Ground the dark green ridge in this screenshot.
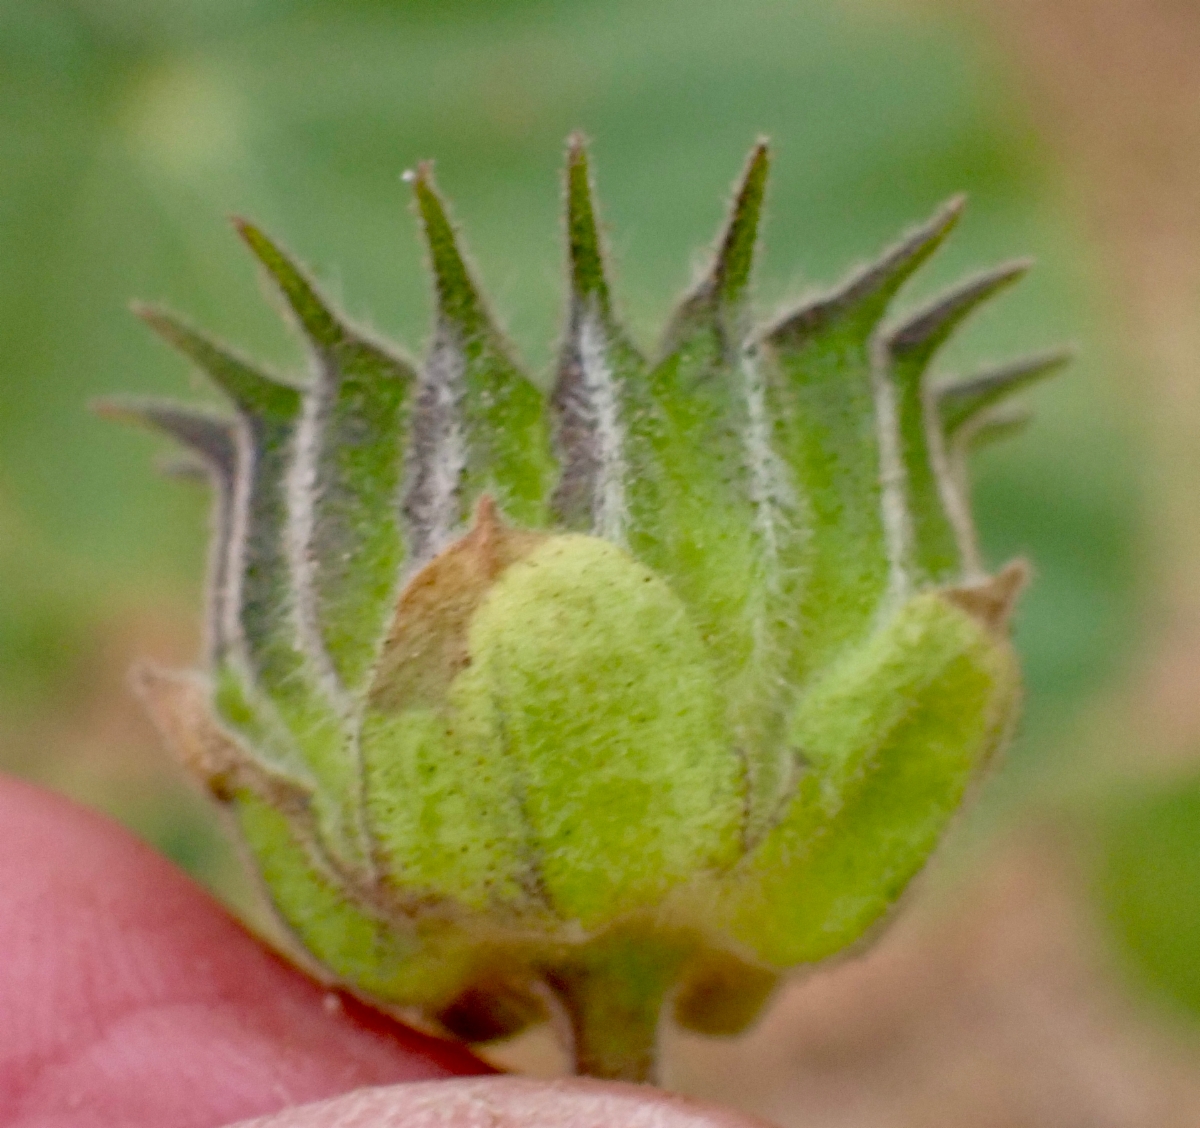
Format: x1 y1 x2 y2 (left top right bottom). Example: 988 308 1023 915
758 199 963 676
132 297 306 705
133 303 304 421
140 266 371 863
130 300 307 696
233 218 417 694
621 142 792 842
938 348 1071 437
233 220 344 352
216 422 301 701
297 335 415 694
117 304 308 702
623 138 774 600
884 260 1031 586
564 134 616 321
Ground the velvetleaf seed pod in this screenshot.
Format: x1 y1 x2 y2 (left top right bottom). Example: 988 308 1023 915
99 137 1066 1082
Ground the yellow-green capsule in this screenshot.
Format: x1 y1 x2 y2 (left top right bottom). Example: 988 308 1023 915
104 136 1061 1083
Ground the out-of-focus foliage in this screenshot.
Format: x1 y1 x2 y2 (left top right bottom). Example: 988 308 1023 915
1098 776 1200 1024
0 0 1139 881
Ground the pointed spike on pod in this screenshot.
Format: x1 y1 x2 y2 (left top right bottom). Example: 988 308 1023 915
232 218 344 352
468 492 505 568
938 348 1072 437
132 302 303 421
768 195 965 347
661 140 770 354
709 138 770 310
130 302 356 831
943 558 1029 634
620 139 778 709
888 259 1033 378
233 223 417 696
92 396 238 479
565 132 612 314
157 454 216 482
965 407 1033 451
406 161 551 541
411 162 494 343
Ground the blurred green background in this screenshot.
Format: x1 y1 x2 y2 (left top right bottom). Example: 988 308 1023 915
5 0 1192 1093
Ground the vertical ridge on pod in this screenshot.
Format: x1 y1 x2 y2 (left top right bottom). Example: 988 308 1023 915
884 261 1031 587
550 135 644 540
132 305 306 698
625 141 770 582
761 197 962 678
622 142 790 839
406 165 553 556
133 303 363 869
233 221 416 698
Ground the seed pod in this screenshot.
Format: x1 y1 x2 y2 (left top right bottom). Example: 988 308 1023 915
102 136 1062 1083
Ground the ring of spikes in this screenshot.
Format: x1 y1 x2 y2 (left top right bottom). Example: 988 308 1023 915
100 136 1066 1083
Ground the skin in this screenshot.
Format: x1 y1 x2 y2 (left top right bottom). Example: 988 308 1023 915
0 774 764 1128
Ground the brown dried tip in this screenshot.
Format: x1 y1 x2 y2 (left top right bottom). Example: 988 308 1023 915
469 494 504 565
942 559 1029 634
132 663 310 814
132 663 244 797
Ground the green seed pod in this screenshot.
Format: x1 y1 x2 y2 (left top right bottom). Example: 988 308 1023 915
99 136 1066 1082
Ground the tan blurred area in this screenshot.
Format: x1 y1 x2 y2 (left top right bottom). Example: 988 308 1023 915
976 0 1200 769
671 833 1200 1127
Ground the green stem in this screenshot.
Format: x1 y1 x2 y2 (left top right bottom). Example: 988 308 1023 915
546 935 685 1083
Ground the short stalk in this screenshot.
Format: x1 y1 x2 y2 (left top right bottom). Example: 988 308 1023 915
546 937 685 1083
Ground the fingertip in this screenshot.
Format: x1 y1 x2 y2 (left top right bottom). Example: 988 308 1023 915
0 775 487 1126
226 1076 771 1128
